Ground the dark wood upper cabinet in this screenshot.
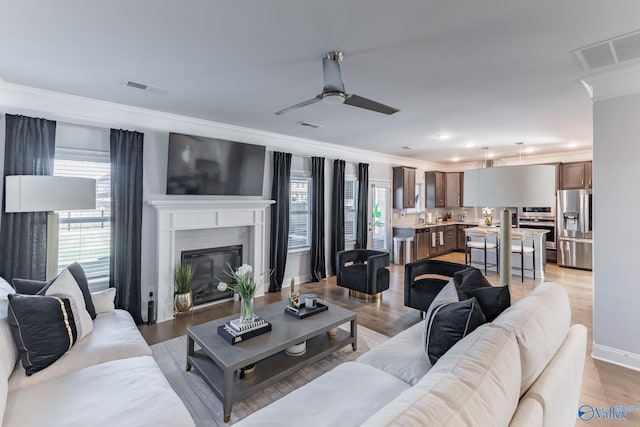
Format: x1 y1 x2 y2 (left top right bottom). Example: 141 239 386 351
426 171 445 208
392 166 416 209
560 161 592 189
445 172 463 207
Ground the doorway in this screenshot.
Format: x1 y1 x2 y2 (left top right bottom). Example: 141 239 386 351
368 183 391 252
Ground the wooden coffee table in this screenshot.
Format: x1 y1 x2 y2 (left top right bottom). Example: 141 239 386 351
186 301 358 422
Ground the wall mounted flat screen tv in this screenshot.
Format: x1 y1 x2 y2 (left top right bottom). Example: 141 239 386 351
166 133 266 196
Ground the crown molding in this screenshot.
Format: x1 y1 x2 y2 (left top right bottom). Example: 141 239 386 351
0 81 441 170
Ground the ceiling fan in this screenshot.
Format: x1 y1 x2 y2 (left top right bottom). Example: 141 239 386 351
274 51 400 116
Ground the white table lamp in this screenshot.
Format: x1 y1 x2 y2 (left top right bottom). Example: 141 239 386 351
463 165 556 286
5 175 96 279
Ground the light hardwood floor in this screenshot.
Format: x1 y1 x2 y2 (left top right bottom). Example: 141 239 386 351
140 253 640 425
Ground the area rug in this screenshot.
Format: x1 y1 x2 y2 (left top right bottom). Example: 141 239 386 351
151 325 389 426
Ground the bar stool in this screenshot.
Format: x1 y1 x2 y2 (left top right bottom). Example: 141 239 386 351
511 232 535 282
465 229 499 275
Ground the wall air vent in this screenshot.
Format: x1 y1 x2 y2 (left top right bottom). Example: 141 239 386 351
123 80 168 94
575 30 640 71
296 121 322 129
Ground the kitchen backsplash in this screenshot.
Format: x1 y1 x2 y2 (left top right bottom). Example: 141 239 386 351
392 207 483 226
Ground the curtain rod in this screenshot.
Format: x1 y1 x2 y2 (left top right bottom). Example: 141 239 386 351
1 113 111 132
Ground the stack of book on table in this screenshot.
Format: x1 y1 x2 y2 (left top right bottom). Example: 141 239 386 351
217 317 272 345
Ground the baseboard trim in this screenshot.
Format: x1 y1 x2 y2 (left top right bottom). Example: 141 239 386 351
592 343 640 372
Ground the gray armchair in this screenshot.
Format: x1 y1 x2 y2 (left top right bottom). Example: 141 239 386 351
336 250 390 299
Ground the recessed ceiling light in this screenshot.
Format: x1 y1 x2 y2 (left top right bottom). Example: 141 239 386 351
401 146 414 150
487 153 495 158
568 142 579 148
451 157 460 162
464 143 475 148
436 134 450 140
525 147 535 154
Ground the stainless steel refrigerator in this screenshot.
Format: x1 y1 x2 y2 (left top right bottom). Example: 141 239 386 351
557 189 592 270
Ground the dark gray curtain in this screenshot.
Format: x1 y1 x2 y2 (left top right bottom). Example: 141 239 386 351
269 151 292 292
0 114 56 280
109 129 144 323
356 162 369 249
310 157 326 281
330 159 345 275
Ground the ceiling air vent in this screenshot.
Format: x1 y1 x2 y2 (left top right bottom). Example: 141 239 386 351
123 80 168 94
296 121 322 129
575 30 640 71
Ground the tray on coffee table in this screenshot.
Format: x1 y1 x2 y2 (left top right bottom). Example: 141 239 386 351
284 301 328 319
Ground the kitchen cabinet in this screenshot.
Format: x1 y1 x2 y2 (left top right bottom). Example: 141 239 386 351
430 227 445 257
457 224 471 251
444 225 457 252
560 161 592 189
445 172 463 207
425 171 445 208
393 166 416 209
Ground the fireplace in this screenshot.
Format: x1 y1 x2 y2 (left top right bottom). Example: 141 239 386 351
181 245 242 306
148 198 273 322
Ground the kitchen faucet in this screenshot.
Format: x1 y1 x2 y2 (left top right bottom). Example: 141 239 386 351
418 211 426 224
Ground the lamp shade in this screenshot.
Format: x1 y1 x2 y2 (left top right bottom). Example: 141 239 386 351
5 176 96 212
463 165 555 207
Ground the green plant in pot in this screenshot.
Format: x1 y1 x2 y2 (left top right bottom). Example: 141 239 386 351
174 263 195 312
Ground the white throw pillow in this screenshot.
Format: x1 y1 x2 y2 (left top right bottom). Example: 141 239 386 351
41 269 93 340
91 288 116 314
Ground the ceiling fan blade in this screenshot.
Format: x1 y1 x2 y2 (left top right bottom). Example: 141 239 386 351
274 95 322 115
322 57 345 93
344 94 399 115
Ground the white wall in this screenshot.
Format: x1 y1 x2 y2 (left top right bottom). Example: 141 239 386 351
592 92 640 370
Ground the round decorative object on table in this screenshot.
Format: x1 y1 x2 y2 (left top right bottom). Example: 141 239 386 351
326 327 338 338
304 293 317 308
239 363 256 380
285 341 307 356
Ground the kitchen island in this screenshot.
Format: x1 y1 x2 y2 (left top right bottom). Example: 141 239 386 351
464 227 548 279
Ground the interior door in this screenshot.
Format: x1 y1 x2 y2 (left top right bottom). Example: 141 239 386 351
368 183 391 252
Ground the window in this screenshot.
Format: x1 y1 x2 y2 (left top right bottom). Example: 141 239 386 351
54 158 110 290
344 180 358 245
288 176 312 251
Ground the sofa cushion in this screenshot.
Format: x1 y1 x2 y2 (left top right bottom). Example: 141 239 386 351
453 266 492 290
491 281 571 396
234 362 411 427
91 288 116 314
517 325 587 427
361 325 521 427
8 309 151 392
3 356 195 427
0 279 18 380
38 269 93 340
508 398 543 427
7 294 84 376
425 297 486 365
66 262 97 319
356 322 431 385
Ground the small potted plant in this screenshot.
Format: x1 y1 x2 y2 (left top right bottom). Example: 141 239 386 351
174 263 195 312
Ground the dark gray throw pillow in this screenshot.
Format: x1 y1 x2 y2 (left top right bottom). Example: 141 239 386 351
462 285 511 322
7 293 80 376
453 266 511 321
11 278 49 295
66 262 96 320
424 297 486 365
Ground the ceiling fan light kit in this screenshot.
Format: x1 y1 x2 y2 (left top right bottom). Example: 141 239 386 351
274 51 399 116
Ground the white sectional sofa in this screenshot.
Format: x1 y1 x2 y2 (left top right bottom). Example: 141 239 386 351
0 278 195 427
236 282 587 427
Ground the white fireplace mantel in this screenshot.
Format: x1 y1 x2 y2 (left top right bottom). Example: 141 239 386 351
147 197 275 322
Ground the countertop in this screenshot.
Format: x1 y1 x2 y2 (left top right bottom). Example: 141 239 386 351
392 221 480 229
463 226 550 236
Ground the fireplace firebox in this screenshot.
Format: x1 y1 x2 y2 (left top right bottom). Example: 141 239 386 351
181 245 242 306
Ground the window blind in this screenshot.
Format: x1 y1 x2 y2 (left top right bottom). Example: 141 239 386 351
54 159 110 289
288 176 312 250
